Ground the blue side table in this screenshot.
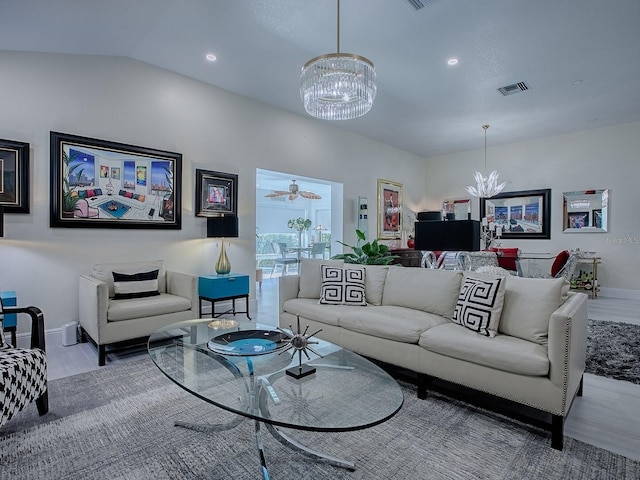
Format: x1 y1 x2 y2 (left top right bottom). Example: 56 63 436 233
198 273 251 320
0 290 18 345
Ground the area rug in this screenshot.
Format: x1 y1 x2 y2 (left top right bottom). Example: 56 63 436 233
98 199 131 218
586 319 640 385
1 359 638 480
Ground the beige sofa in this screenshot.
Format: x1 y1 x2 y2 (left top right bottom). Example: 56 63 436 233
79 260 198 366
279 259 588 450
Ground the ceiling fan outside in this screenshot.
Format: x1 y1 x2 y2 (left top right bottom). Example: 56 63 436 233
264 179 321 201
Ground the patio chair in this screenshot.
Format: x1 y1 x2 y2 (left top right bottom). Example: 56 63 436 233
270 242 298 277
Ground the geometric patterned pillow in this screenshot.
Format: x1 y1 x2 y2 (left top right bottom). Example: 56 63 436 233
319 266 366 306
452 274 505 337
112 270 160 300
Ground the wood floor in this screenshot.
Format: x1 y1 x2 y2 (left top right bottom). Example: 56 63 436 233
45 278 640 462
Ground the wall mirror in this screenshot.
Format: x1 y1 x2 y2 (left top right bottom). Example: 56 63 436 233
563 189 609 233
442 199 471 221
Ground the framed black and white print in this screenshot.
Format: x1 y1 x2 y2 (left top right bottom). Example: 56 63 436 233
50 131 182 229
0 138 30 213
195 169 238 217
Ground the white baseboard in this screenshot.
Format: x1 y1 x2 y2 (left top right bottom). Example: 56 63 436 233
599 287 640 301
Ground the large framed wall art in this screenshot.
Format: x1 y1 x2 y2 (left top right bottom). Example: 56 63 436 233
480 188 551 240
195 169 238 217
0 138 30 213
377 178 403 240
50 131 182 229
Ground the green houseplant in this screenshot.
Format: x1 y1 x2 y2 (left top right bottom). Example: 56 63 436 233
287 217 312 247
332 229 398 265
61 149 84 216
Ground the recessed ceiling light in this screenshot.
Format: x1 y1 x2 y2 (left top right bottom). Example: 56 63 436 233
571 79 583 86
205 53 217 62
447 58 458 66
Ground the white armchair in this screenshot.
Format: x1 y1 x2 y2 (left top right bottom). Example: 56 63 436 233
78 260 198 366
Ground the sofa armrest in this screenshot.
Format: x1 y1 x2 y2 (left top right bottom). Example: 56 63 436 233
166 271 198 312
547 291 588 408
278 275 300 313
78 274 109 342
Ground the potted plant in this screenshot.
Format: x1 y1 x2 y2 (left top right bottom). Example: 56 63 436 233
332 229 399 265
287 217 312 247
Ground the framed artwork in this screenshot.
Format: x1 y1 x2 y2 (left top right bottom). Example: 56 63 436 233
377 178 403 239
592 209 602 229
50 131 182 229
568 212 589 229
480 188 551 239
0 138 30 213
195 169 238 217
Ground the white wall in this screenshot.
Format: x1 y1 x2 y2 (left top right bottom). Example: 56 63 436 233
0 51 427 332
422 121 640 296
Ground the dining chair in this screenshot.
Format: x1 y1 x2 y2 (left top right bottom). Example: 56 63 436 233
307 242 326 259
270 242 298 277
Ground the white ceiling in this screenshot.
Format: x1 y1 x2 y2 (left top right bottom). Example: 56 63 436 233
1 0 639 158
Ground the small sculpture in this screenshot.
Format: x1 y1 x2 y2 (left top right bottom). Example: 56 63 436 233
278 315 323 379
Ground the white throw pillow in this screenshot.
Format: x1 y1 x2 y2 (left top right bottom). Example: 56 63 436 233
452 273 506 337
112 269 160 300
319 266 367 306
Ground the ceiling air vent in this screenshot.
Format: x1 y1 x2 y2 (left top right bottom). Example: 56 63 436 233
404 0 441 11
497 81 530 96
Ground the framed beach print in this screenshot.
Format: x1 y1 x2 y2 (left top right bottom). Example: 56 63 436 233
377 178 403 240
480 188 551 240
0 138 30 213
195 169 238 217
50 131 182 229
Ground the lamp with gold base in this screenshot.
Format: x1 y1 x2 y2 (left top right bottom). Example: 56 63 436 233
207 215 239 275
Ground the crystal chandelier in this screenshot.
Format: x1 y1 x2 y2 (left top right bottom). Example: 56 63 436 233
300 0 376 120
465 125 507 198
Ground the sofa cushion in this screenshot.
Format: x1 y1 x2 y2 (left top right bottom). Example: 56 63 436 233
319 266 367 306
93 260 167 298
112 269 160 299
381 267 463 318
452 273 506 337
282 298 344 327
340 305 449 344
347 265 388 306
298 258 345 299
107 293 191 322
499 275 566 345
419 323 550 376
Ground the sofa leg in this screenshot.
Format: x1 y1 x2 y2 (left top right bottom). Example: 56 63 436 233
36 390 49 416
577 375 584 397
99 345 107 366
551 415 564 451
417 373 429 400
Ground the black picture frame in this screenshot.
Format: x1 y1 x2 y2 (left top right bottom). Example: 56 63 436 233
0 138 30 213
480 188 551 240
195 169 238 217
50 131 182 229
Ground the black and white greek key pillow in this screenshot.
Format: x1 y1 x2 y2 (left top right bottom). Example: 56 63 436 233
452 274 506 337
319 266 366 306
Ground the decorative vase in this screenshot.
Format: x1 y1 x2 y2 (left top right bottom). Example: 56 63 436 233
407 237 415 248
215 240 231 275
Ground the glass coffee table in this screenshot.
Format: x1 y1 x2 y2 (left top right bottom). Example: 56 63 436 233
147 318 404 479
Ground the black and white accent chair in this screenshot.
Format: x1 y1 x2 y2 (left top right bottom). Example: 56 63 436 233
0 299 48 427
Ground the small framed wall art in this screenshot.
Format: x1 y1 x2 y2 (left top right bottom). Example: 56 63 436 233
0 138 30 213
195 169 238 217
377 178 403 240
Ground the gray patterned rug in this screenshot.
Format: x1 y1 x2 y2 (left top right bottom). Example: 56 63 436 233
1 358 638 479
586 319 640 385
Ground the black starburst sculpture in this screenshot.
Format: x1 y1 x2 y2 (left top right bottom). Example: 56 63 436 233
278 315 323 379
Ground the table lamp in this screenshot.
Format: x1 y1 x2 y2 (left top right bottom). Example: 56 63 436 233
207 215 239 275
